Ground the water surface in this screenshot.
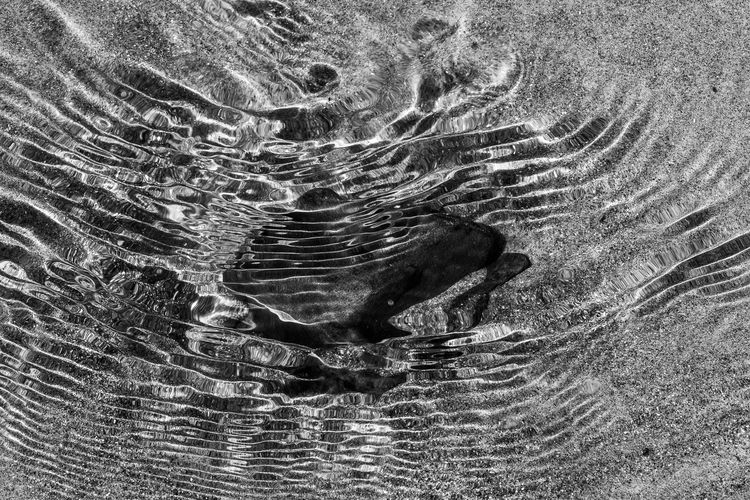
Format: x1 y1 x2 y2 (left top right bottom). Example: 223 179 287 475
0 1 749 498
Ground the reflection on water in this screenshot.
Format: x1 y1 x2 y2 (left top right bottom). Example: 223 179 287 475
1 0 750 498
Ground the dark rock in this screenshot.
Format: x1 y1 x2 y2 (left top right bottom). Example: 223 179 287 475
305 63 339 93
223 203 528 348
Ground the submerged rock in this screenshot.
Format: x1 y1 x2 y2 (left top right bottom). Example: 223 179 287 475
223 191 529 349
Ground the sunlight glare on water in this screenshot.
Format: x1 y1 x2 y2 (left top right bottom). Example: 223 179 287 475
0 0 749 498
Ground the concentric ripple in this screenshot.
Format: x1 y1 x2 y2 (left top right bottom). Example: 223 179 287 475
1 0 748 498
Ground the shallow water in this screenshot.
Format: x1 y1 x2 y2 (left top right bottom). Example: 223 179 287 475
0 1 749 498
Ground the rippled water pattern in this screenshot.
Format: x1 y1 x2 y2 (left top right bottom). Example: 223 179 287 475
1 0 750 498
